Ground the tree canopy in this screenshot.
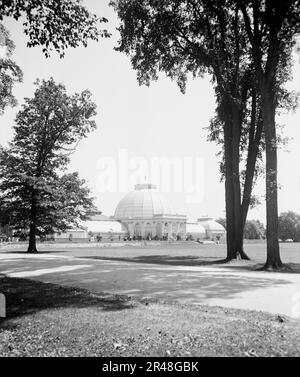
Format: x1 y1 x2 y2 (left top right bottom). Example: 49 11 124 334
278 211 300 242
0 23 23 114
244 219 265 239
0 0 110 57
111 0 299 268
0 78 97 252
235 0 300 268
216 217 266 240
111 0 267 260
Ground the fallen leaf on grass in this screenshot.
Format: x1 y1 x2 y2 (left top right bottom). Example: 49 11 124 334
113 342 128 352
276 315 285 323
245 349 258 357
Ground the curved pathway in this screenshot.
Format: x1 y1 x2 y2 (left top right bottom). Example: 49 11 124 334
1 250 300 318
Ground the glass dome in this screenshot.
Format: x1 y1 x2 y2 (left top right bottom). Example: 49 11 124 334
114 184 178 220
197 217 226 232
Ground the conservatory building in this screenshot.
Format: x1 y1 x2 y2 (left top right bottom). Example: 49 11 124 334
50 183 225 242
114 183 187 240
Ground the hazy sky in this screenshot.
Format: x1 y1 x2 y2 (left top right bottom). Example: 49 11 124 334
1 0 299 223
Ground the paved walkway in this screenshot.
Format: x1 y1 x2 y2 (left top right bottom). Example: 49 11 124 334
1 252 300 318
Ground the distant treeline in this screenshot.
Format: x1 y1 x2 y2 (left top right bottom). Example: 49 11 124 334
216 211 300 242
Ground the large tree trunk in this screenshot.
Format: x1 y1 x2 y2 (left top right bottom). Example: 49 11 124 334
240 91 263 255
221 90 263 262
27 222 38 253
231 106 250 260
223 113 249 261
224 120 236 259
261 89 282 269
224 175 236 259
27 195 38 253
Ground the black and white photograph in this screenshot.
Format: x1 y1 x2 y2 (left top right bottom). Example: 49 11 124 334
0 0 300 362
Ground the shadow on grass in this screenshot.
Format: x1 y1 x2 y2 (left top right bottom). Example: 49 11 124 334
215 262 300 273
80 254 228 266
0 259 294 322
1 249 72 254
80 254 300 273
0 275 136 324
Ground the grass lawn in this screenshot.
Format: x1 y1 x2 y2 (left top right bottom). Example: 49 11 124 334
8 240 297 272
1 276 300 357
9 240 299 264
3 241 299 271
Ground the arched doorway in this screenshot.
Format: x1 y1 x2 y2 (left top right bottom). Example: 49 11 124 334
144 223 152 240
163 222 170 240
156 223 163 239
179 223 185 238
172 222 178 238
134 223 142 238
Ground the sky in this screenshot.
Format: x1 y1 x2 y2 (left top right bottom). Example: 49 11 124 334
1 0 299 223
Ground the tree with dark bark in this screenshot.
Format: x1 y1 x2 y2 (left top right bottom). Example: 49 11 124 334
208 85 265 259
0 23 23 114
236 0 300 269
0 0 110 58
111 0 264 260
0 78 97 252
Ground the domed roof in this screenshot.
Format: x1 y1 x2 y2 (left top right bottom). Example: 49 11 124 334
114 184 178 220
197 217 226 232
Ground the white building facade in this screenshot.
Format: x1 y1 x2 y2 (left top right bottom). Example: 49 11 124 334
52 184 225 242
186 218 226 241
114 184 186 240
53 213 125 241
